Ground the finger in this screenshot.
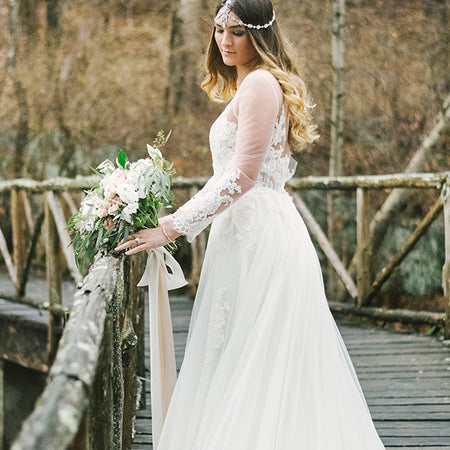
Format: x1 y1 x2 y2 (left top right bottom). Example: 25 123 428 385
115 237 138 251
125 243 147 255
115 241 130 251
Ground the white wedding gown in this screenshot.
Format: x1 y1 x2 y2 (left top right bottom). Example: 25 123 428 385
158 69 385 449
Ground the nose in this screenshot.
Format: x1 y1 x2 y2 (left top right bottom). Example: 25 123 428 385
222 30 233 48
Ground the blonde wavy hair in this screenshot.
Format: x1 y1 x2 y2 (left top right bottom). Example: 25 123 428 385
202 0 319 150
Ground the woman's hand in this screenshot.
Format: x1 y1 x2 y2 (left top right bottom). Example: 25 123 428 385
114 214 181 255
115 227 169 255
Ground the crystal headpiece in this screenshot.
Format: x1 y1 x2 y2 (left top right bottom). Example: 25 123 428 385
216 0 276 30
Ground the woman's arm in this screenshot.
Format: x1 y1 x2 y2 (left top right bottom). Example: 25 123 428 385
170 70 283 242
116 70 282 254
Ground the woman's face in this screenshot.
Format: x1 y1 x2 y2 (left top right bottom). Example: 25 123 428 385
214 9 258 71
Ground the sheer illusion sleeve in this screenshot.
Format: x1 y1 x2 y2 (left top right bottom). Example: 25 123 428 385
172 70 282 242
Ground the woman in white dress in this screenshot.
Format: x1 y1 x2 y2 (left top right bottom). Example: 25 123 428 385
116 0 385 448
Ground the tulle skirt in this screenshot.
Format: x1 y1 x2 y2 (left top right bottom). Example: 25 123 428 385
157 187 385 449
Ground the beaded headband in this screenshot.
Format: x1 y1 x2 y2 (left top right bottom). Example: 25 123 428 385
216 0 276 30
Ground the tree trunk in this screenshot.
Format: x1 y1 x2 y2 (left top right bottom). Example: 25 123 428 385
327 0 345 298
165 0 205 117
7 0 29 178
46 0 62 41
18 0 39 35
54 55 77 176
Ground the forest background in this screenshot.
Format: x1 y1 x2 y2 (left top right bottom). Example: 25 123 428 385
0 0 448 311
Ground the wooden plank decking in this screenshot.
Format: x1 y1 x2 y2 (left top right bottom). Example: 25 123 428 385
1 293 449 449
133 296 450 450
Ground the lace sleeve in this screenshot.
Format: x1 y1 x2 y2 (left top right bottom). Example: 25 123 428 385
172 70 283 242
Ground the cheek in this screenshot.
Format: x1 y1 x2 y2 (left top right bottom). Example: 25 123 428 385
241 38 257 59
214 32 222 47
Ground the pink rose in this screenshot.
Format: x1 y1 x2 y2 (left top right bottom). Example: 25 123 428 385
97 206 108 218
108 199 120 214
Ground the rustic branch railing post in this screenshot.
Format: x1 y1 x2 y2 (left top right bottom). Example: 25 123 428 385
292 192 358 300
20 190 34 235
11 189 27 297
111 257 125 449
363 196 444 307
442 179 450 339
356 187 371 307
46 191 82 284
0 223 17 286
44 191 63 365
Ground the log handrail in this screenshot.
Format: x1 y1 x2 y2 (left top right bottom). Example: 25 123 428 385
288 172 449 190
11 255 118 449
0 171 448 193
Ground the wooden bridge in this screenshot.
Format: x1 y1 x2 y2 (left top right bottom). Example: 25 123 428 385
0 172 449 449
130 297 450 450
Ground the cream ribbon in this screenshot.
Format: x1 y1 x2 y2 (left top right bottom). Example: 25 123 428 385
137 247 188 448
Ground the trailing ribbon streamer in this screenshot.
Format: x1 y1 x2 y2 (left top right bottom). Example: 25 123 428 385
137 247 188 448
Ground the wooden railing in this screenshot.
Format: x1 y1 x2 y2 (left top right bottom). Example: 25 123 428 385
11 252 145 449
288 173 449 337
0 171 449 338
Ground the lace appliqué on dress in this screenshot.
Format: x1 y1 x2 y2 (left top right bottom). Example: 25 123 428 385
206 288 232 354
210 113 237 177
257 106 294 191
230 198 258 250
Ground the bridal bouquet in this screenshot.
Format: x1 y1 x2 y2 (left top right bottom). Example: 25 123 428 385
69 132 175 270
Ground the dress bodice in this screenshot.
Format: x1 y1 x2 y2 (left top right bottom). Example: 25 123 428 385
173 69 297 242
210 103 297 191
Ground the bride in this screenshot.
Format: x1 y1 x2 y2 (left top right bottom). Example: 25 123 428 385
116 0 385 448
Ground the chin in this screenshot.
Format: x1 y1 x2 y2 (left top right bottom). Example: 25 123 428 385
221 57 236 67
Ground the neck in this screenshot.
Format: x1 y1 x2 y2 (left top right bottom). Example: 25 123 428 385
236 62 258 86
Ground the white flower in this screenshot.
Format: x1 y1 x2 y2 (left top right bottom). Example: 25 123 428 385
121 202 139 223
80 216 95 233
81 193 99 216
126 166 148 199
116 183 140 204
130 158 153 174
101 169 128 196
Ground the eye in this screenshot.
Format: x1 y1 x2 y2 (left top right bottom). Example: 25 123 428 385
214 26 224 33
233 31 245 36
